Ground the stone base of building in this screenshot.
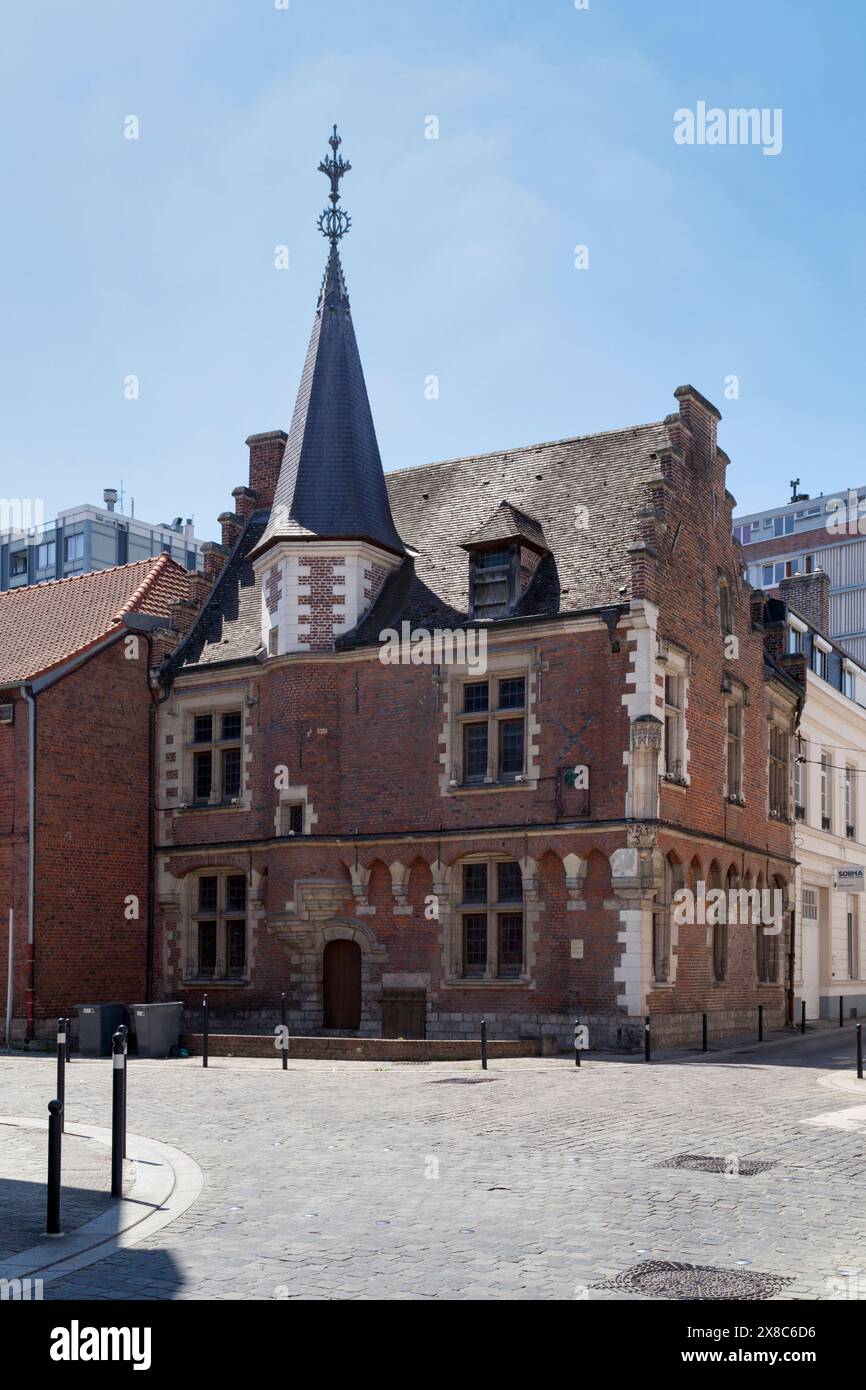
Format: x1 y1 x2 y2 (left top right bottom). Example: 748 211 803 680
180 1033 540 1062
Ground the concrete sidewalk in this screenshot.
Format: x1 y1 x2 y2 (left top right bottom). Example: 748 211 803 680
0 1122 121 1260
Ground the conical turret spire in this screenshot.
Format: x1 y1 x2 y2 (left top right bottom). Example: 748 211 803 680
255 127 404 559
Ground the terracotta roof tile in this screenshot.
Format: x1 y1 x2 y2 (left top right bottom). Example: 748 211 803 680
0 554 189 685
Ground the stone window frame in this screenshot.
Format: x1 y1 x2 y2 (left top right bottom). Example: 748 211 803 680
659 643 690 785
175 688 252 812
767 719 791 821
185 868 250 983
820 751 833 832
439 648 541 796
794 735 807 819
724 684 746 804
452 854 526 983
273 783 318 838
186 706 244 807
844 765 856 840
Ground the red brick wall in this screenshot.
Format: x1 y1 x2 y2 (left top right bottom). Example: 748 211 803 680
30 641 153 1029
0 698 32 1039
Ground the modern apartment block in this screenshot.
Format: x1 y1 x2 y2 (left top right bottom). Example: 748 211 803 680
734 483 866 664
0 488 206 593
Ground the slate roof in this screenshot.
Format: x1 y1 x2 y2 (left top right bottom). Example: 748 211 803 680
166 511 269 673
174 419 672 671
461 500 549 553
343 420 671 642
252 244 405 560
0 555 189 686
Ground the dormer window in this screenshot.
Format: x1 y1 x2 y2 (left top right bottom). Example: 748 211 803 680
461 500 550 622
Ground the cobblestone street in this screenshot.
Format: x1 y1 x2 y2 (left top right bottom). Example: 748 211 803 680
2 1030 865 1301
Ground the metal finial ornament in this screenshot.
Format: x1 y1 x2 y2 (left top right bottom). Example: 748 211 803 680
317 124 351 243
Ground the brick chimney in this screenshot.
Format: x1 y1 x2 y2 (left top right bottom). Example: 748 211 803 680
232 485 258 521
218 511 242 551
246 431 287 512
202 541 229 582
779 570 830 636
187 571 211 607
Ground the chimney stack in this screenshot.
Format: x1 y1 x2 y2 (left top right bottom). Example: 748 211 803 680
779 569 830 636
245 431 287 512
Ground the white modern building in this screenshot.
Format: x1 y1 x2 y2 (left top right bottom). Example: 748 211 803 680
769 572 866 1019
0 488 205 592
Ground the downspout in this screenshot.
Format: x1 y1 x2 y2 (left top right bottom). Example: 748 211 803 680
127 619 172 1003
20 685 35 1040
145 643 172 1003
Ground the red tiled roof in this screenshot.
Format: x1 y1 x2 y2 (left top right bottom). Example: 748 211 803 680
0 555 190 686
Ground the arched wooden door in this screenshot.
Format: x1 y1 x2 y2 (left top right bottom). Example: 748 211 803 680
322 939 362 1029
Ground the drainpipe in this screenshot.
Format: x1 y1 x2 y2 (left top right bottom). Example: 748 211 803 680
122 615 170 1003
145 654 171 1002
19 685 36 1040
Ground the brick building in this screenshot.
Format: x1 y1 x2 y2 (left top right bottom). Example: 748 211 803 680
0 555 193 1039
152 130 800 1051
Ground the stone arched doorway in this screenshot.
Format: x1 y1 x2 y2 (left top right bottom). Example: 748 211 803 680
323 939 362 1029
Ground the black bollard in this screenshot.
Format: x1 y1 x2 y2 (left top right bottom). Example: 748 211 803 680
858 1024 863 1081
47 1099 63 1234
702 1013 708 1053
117 1024 128 1159
574 1020 581 1068
111 1029 125 1198
801 999 807 1035
56 1018 66 1133
480 1018 488 1071
644 1015 651 1063
758 1004 764 1043
840 995 844 1028
281 992 288 1071
202 993 209 1069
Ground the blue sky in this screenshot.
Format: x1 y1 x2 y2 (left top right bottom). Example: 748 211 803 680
1 0 864 540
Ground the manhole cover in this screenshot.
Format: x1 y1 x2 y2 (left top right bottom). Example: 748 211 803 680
594 1260 793 1301
430 1076 498 1085
657 1154 776 1176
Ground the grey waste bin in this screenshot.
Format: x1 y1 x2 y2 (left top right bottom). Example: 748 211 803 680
76 1003 129 1057
129 1002 183 1058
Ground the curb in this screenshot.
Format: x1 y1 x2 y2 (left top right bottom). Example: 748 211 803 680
582 1020 863 1066
0 1116 203 1285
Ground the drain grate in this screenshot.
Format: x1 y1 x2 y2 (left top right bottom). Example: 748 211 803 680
657 1153 777 1176
594 1260 793 1301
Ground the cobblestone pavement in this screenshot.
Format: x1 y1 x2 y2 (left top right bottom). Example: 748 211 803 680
1 1032 864 1300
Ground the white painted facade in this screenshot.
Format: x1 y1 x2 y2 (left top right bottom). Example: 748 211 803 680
794 632 866 1020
